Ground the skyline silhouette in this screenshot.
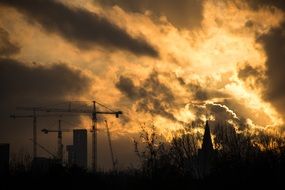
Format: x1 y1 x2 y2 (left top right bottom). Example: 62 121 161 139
1 0 285 188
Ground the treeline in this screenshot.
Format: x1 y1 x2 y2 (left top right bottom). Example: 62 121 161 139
2 122 285 189
133 123 285 187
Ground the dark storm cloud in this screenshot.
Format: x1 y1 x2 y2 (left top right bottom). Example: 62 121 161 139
0 0 158 57
0 59 90 103
0 28 20 57
177 77 229 101
0 58 91 124
244 20 254 28
188 83 229 101
257 22 285 119
238 64 260 79
116 76 139 100
96 0 204 29
238 64 266 90
116 72 178 122
246 0 285 11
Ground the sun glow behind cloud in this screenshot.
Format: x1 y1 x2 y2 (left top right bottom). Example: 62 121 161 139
1 0 285 145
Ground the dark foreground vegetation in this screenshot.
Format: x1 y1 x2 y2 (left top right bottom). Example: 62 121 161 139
1 123 285 189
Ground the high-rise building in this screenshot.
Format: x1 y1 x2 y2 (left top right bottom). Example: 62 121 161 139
0 143 10 175
73 129 87 169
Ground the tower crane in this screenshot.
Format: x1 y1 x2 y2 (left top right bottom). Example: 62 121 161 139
41 119 71 163
105 120 117 171
10 112 72 158
18 101 123 172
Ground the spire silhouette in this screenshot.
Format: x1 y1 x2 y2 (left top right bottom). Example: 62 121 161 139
202 120 213 153
198 120 215 178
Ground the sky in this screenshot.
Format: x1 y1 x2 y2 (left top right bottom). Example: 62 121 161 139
0 0 285 170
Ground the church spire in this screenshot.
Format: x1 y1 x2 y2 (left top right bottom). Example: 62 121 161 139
202 120 213 152
197 120 215 178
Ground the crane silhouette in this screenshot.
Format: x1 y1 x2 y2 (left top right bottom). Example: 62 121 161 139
11 112 74 158
18 101 122 172
41 119 71 163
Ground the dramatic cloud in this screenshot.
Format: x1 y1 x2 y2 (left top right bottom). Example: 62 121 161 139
178 77 209 101
238 64 260 80
0 59 90 104
116 72 177 122
258 22 285 120
97 0 204 29
207 103 243 126
116 76 140 100
0 58 91 129
238 64 266 90
0 0 158 57
0 28 20 57
1 0 285 169
189 102 246 131
178 77 229 101
221 98 272 127
246 0 285 11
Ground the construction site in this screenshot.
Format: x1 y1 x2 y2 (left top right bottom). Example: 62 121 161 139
1 101 123 174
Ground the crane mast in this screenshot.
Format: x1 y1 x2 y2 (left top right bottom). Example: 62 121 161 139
92 101 97 171
41 119 71 163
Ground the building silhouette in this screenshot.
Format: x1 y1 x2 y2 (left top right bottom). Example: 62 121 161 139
198 121 214 178
73 129 87 169
201 120 214 153
0 143 9 176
